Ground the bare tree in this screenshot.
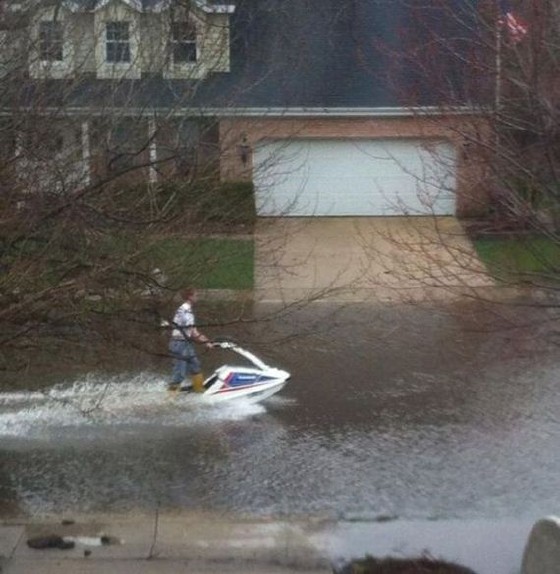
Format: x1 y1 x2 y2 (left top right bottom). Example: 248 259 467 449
352 0 560 311
0 0 261 375
0 0 367 379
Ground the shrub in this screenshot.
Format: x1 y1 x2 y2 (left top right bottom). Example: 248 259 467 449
99 180 256 228
193 181 256 224
337 556 477 574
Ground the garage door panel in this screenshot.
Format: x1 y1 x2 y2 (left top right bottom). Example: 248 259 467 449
254 139 456 216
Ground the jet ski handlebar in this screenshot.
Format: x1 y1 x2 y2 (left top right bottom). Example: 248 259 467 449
209 340 270 371
210 341 237 350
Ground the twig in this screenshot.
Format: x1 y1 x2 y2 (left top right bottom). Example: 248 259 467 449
147 505 160 560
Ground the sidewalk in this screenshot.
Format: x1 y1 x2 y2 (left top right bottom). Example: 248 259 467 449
0 512 332 574
0 513 540 574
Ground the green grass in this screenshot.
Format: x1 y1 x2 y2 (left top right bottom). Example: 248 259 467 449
148 237 254 290
474 236 560 282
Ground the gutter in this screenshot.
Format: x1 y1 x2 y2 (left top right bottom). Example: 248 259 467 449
0 106 482 118
64 0 235 14
206 106 482 118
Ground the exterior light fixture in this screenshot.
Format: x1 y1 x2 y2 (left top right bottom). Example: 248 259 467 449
239 134 250 165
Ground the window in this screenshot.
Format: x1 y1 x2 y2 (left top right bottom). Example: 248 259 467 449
106 21 130 63
39 21 63 62
170 22 197 64
106 121 145 175
7 2 23 12
22 124 67 161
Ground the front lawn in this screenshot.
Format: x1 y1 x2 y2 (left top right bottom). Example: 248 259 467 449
473 236 560 283
147 237 254 290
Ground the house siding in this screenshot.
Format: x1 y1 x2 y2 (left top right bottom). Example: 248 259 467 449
0 27 26 77
140 12 165 74
204 13 230 74
73 13 96 73
20 2 232 80
219 115 489 217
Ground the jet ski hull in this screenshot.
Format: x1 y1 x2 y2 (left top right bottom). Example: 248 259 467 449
172 342 291 405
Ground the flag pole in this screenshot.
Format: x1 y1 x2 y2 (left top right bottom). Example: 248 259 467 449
495 0 504 152
495 2 503 112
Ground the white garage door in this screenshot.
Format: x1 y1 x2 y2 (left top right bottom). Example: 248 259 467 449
253 139 456 216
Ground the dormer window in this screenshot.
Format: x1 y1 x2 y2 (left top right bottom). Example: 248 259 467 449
39 21 63 62
95 9 140 79
106 21 130 63
170 21 197 64
7 2 23 12
30 9 73 78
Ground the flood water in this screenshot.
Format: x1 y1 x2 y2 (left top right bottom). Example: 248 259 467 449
1 300 559 520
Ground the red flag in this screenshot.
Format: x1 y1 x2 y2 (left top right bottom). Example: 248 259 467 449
499 0 528 43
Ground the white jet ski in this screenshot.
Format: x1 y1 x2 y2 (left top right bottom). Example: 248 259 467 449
175 341 290 404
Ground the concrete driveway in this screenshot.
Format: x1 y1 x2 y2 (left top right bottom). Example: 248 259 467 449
254 217 494 303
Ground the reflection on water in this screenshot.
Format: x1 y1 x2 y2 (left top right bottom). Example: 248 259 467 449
0 301 559 520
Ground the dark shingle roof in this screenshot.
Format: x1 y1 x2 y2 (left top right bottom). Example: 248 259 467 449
219 0 482 109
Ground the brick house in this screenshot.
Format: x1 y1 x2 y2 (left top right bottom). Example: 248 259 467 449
0 0 487 216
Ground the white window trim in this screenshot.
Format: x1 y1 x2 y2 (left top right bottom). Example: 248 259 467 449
148 117 158 184
29 8 74 79
162 13 204 80
16 123 88 193
94 3 141 79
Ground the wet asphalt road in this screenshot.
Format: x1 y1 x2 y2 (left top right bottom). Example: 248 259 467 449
0 300 559 520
